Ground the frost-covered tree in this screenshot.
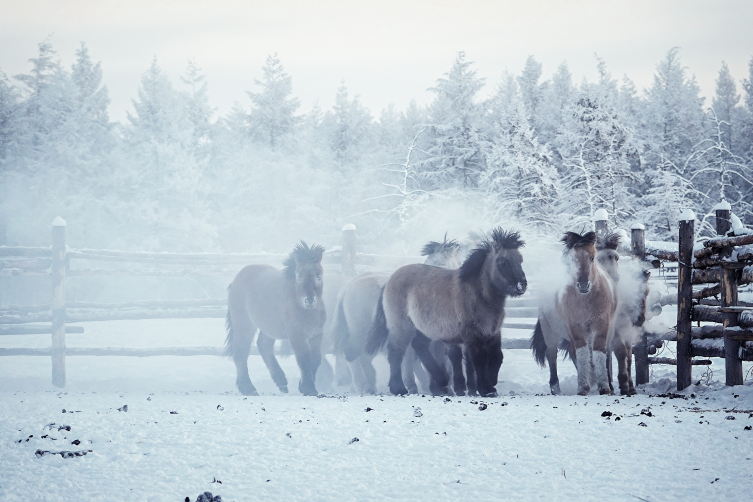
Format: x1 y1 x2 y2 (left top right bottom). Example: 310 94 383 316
536 62 573 147
247 54 300 149
483 102 558 232
182 59 213 152
423 51 485 189
518 55 543 127
642 48 706 171
557 81 637 226
712 61 741 158
0 71 20 162
323 81 373 168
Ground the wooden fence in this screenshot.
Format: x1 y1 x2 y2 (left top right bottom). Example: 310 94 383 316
1 214 662 389
643 203 753 390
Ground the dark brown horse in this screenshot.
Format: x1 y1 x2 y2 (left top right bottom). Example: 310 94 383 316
225 242 326 396
367 228 527 397
328 237 461 394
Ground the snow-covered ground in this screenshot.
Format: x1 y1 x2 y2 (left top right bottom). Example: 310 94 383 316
1 318 752 501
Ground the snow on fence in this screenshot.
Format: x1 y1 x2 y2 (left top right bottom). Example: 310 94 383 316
643 202 753 390
0 214 656 389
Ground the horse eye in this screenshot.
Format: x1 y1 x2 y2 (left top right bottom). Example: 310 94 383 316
590 256 594 262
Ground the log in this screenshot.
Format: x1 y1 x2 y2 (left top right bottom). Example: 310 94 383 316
500 338 531 349
502 323 536 331
0 345 282 357
505 307 538 318
693 256 723 269
0 270 51 277
693 285 721 301
67 268 239 277
703 233 753 249
691 341 753 360
649 357 712 366
0 246 52 258
51 218 66 388
645 247 678 262
505 297 539 308
692 267 721 284
0 325 84 335
742 265 753 285
0 259 51 271
0 307 228 324
694 246 716 260
65 249 286 263
676 217 694 390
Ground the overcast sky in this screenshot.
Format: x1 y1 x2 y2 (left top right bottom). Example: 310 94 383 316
1 0 752 123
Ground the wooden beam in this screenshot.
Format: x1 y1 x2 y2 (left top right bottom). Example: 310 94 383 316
649 357 712 365
703 233 753 249
0 325 84 335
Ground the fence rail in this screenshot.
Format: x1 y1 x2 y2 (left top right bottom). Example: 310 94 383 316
0 214 651 389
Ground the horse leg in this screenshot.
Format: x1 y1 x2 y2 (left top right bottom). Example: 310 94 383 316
545 345 561 395
489 336 503 391
386 338 410 396
229 314 259 396
606 347 614 393
592 328 611 395
412 354 430 394
362 355 377 395
568 327 591 395
289 335 318 396
448 344 467 396
411 331 450 395
308 333 323 380
464 346 478 396
257 331 288 393
401 347 420 394
467 336 497 398
335 354 352 387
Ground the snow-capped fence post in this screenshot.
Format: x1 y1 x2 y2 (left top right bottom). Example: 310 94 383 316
631 223 650 385
594 208 609 242
341 224 357 276
715 201 743 386
51 217 67 388
676 210 695 390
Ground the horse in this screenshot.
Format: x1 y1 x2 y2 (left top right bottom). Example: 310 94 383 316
225 241 326 396
531 231 619 395
328 236 461 394
366 228 527 397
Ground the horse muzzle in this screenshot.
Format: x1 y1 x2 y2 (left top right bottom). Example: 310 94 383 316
302 296 318 309
508 280 527 297
576 281 591 294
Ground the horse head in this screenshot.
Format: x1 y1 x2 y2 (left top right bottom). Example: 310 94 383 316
490 228 527 297
596 232 621 283
421 233 461 269
563 231 598 294
284 241 325 309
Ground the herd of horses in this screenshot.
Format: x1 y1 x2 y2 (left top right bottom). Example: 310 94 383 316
224 227 652 398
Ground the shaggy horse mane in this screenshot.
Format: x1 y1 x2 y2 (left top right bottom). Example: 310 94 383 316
562 231 597 252
596 232 621 251
459 228 524 282
421 233 460 257
282 241 325 279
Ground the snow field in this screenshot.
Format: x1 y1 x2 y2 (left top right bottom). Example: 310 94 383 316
0 318 752 501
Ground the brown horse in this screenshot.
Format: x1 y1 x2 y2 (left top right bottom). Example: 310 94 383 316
531 231 617 395
225 241 326 396
328 237 461 394
531 233 649 395
366 228 527 397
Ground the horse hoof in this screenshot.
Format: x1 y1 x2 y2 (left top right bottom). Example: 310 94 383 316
280 386 289 394
390 384 409 396
480 389 498 398
298 382 317 396
577 386 591 396
455 390 466 397
599 387 612 395
550 383 561 395
237 380 258 396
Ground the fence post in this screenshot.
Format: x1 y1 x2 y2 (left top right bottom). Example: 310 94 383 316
715 201 743 385
631 223 650 385
676 210 695 391
51 217 67 388
341 224 356 276
594 208 609 241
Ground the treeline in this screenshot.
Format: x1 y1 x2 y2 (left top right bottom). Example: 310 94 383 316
1 40 752 253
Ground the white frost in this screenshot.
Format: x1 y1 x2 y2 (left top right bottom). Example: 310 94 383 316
630 223 645 230
52 216 66 227
341 224 356 232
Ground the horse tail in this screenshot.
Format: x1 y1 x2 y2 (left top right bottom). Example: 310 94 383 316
364 287 388 357
558 337 572 360
328 291 351 358
223 308 234 358
530 319 548 368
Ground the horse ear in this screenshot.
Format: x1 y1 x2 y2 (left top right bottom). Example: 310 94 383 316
643 269 651 280
564 232 580 249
